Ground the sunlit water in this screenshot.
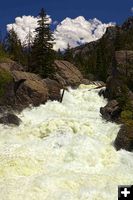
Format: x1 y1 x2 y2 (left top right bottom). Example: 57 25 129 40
0 84 133 200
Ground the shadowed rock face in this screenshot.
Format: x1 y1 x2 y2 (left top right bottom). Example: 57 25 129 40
122 16 133 31
115 51 133 80
100 100 121 121
100 50 133 152
0 113 21 126
44 78 61 101
114 125 133 151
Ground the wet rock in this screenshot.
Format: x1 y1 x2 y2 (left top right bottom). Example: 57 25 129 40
99 88 106 97
114 125 133 151
82 79 91 85
0 113 21 126
100 100 121 121
44 78 61 101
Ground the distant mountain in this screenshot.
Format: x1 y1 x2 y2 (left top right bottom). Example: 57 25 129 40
72 17 133 81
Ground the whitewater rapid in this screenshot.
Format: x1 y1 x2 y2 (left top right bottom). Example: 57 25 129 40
0 84 133 200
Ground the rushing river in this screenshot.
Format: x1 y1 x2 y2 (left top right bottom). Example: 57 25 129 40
0 84 133 200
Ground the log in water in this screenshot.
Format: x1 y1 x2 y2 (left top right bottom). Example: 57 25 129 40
0 84 133 200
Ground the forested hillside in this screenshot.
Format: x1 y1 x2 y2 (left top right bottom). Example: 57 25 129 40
71 17 133 82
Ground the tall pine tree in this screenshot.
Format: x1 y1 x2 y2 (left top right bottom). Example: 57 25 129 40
31 8 55 77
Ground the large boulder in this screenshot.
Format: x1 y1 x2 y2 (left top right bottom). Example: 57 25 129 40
53 60 83 87
0 60 24 72
104 70 131 101
0 113 21 126
100 100 121 121
114 125 133 151
44 78 61 101
12 70 48 110
0 69 49 111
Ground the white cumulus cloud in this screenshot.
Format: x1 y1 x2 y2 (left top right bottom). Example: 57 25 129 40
7 15 51 45
131 7 133 13
7 15 114 50
54 16 114 50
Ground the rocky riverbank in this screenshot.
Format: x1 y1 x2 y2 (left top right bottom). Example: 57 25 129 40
100 50 133 152
0 59 90 125
0 54 132 152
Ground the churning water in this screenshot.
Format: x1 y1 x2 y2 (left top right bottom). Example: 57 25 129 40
0 85 133 200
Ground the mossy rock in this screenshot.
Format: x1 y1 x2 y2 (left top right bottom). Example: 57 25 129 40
121 110 133 120
0 69 13 97
114 124 133 151
0 57 12 63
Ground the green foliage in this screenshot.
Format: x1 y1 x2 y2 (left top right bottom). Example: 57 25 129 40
73 18 133 81
55 49 63 60
0 43 9 63
73 35 114 81
64 43 73 62
0 69 13 97
31 8 55 77
121 110 133 120
5 28 26 65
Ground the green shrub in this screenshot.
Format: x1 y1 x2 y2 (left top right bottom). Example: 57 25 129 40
121 110 133 120
0 69 13 97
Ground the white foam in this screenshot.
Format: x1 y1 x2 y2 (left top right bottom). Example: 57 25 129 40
0 85 132 200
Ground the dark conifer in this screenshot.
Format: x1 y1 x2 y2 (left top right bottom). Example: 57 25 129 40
64 43 73 62
5 28 25 64
31 8 55 77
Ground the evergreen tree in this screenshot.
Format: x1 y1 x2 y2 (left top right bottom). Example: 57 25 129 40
56 48 63 60
64 43 73 62
24 29 34 71
5 28 25 64
115 27 122 51
31 8 55 77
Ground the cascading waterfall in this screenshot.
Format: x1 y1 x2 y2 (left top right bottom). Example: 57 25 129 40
0 84 133 200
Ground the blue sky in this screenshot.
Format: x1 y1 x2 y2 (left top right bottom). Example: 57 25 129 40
0 0 132 37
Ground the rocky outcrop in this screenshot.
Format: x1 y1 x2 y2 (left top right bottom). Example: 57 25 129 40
104 76 129 100
115 51 133 80
100 100 121 121
0 69 49 111
0 60 24 72
114 125 133 151
102 50 133 100
122 16 133 31
0 113 21 126
53 60 83 87
44 78 61 101
12 70 49 110
101 50 133 151
0 59 87 111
